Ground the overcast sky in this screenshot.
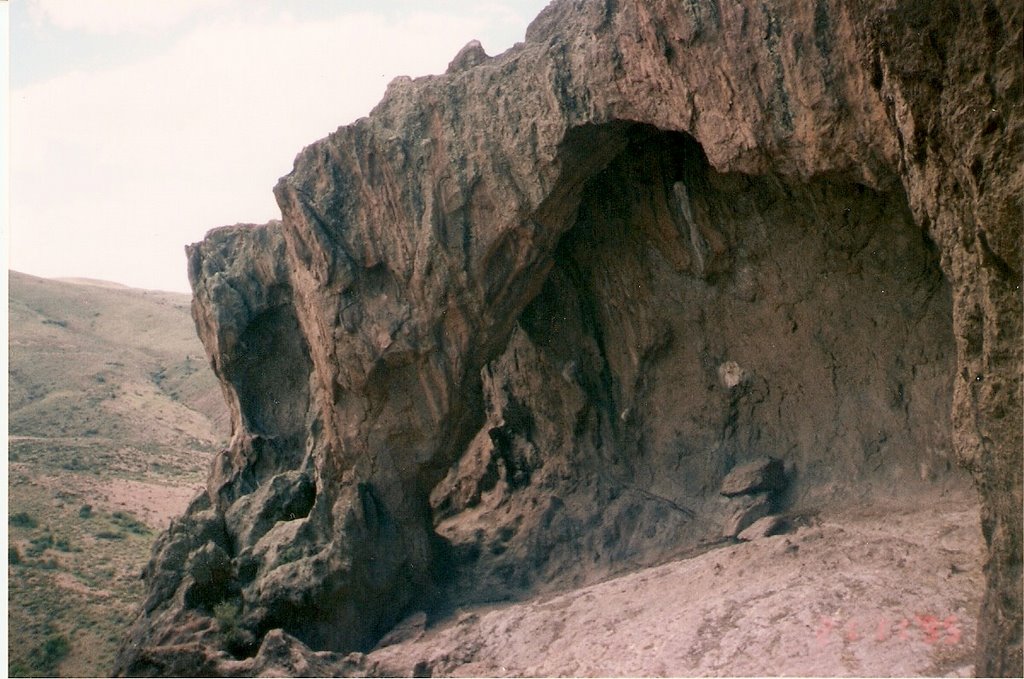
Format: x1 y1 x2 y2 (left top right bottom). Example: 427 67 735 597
8 0 551 292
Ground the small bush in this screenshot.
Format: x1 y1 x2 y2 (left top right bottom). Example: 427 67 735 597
278 544 305 564
27 534 54 556
79 504 93 519
9 545 22 564
10 512 37 528
95 531 124 540
214 600 249 650
61 456 85 471
111 511 150 535
9 661 31 677
55 538 71 552
28 633 70 674
213 600 240 628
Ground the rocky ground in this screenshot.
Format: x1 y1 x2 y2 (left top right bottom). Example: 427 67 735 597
365 489 983 677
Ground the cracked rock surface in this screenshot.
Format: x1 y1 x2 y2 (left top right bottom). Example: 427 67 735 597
115 1 1021 676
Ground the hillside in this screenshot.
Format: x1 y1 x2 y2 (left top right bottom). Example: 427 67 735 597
7 271 227 676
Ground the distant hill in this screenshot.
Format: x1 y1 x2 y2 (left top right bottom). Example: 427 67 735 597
7 270 229 677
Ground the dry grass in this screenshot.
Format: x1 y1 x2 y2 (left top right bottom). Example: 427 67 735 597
7 271 227 677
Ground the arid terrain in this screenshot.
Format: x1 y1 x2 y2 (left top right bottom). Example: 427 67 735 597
365 493 983 678
113 0 1021 675
6 270 986 679
7 271 226 676
11 0 1021 675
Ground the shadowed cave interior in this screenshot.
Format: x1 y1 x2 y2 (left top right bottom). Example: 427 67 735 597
423 121 965 613
200 122 969 658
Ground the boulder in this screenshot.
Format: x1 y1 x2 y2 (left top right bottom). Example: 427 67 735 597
720 458 786 497
737 516 785 542
722 495 772 539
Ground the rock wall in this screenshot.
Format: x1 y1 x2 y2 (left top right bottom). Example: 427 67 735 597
115 1 1021 676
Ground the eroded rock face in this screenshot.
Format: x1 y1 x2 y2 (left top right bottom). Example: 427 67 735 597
115 1 1021 676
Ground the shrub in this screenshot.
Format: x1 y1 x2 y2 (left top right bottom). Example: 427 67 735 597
27 534 54 556
10 512 36 528
79 504 93 518
278 544 305 564
28 633 70 674
214 600 249 649
61 456 85 471
111 511 150 535
9 545 21 564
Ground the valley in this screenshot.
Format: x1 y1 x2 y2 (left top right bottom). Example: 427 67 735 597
7 271 227 676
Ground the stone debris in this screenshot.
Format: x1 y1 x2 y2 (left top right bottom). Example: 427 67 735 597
720 457 786 497
737 515 785 542
722 494 772 538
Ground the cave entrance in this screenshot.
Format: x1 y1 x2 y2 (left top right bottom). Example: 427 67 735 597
431 122 968 605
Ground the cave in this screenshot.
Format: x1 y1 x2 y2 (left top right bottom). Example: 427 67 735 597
117 0 1021 670
429 121 968 606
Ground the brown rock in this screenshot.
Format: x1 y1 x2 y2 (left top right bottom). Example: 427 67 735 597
115 1 1022 676
446 40 489 74
374 611 428 650
737 516 785 542
720 458 786 497
722 495 772 538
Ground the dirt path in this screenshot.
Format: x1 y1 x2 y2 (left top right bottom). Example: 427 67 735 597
368 492 983 677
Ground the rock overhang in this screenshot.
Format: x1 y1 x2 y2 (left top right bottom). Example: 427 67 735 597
116 2 1022 676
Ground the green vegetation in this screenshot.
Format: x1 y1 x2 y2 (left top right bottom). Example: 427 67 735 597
26 534 56 557
278 543 306 565
11 512 37 528
7 482 158 675
10 631 71 677
213 600 243 645
112 511 151 536
7 271 228 676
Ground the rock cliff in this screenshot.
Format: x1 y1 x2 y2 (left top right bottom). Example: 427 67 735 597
115 0 1022 676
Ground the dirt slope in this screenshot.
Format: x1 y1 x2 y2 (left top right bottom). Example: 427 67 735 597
7 271 226 677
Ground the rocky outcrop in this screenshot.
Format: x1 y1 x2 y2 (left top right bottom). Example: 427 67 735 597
720 457 786 497
115 1 1021 676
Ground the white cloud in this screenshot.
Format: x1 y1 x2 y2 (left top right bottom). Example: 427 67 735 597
27 0 228 34
11 8 506 291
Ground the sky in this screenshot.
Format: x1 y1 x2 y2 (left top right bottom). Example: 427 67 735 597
8 0 552 292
